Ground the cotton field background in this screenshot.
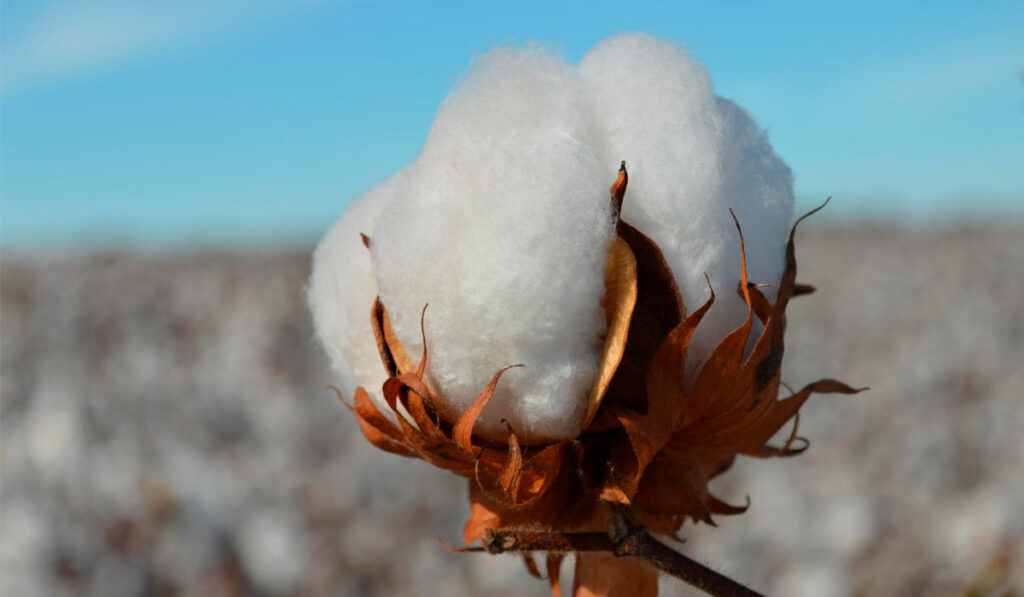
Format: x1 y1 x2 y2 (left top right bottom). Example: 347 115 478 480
3 224 1022 596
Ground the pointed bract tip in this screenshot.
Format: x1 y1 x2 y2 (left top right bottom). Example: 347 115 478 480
610 162 629 217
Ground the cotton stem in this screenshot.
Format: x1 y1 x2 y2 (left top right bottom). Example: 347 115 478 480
480 503 763 597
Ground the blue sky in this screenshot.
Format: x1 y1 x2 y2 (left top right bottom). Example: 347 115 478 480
2 0 1022 249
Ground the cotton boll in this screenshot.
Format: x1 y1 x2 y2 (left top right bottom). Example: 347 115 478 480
313 35 795 443
371 46 615 442
308 171 407 412
580 33 793 371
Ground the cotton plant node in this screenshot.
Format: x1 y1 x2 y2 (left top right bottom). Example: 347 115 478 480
328 164 864 597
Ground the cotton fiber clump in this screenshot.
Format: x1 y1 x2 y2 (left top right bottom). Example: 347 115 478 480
370 46 614 442
308 170 408 413
309 33 794 442
579 34 793 372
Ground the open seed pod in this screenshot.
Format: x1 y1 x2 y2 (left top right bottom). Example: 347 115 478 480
336 164 863 596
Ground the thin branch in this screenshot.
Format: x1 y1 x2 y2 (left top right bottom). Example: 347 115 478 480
608 503 762 597
479 504 764 597
483 529 614 554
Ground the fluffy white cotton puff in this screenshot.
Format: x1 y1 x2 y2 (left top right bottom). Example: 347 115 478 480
311 36 794 441
579 33 793 372
308 171 408 414
370 46 615 442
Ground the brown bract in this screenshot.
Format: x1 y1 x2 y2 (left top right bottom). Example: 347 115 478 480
335 163 863 596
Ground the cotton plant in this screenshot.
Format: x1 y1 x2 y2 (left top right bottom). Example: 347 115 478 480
308 33 861 597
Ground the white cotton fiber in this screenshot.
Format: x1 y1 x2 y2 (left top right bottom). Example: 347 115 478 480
579 33 793 371
369 46 615 442
310 34 795 442
308 170 409 413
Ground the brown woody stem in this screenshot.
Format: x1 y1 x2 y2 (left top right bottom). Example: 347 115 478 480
480 504 764 597
483 530 615 554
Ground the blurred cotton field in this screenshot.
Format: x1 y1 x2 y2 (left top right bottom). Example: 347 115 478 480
2 225 1023 596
